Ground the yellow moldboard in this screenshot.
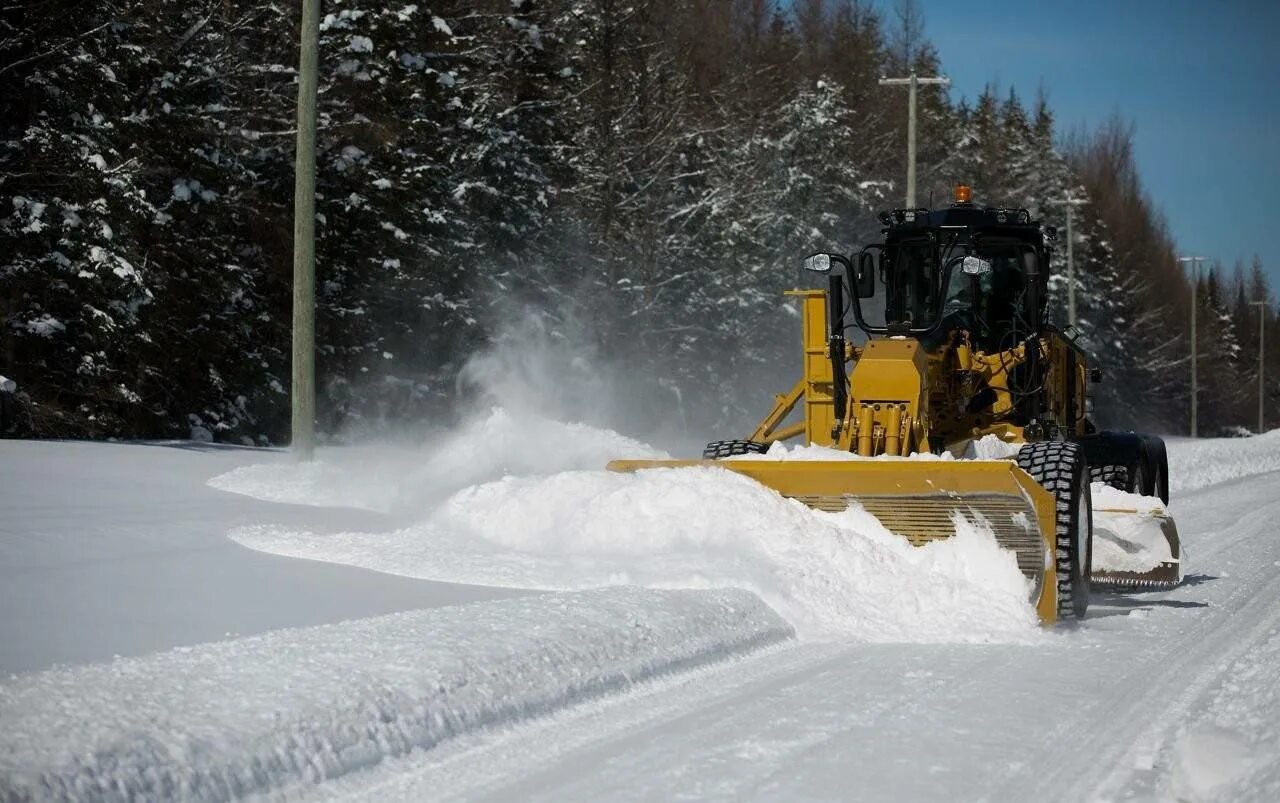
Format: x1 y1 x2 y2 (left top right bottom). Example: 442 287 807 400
607 458 1060 624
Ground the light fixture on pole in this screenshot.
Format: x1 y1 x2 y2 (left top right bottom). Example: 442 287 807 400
1177 256 1206 438
1063 192 1087 327
1249 300 1267 434
291 0 320 461
878 72 950 208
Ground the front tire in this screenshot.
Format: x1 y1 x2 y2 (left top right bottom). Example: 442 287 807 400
1018 441 1092 621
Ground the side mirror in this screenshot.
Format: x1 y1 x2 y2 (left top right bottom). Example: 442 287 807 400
803 253 833 274
855 251 877 298
803 252 852 275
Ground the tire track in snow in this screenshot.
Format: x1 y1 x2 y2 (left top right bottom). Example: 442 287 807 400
989 470 1280 802
303 470 1280 802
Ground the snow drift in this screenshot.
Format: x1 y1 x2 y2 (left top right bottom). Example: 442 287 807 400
207 407 667 515
1167 429 1280 494
0 587 790 802
217 409 1043 645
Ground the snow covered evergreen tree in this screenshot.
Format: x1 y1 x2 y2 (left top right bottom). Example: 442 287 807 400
2 0 1246 440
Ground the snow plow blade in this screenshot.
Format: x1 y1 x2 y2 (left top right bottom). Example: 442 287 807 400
607 458 1061 624
1090 507 1183 590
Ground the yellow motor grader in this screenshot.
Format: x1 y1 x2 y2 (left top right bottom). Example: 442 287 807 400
610 186 1180 624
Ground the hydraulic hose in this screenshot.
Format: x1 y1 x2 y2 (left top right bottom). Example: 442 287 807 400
829 273 848 438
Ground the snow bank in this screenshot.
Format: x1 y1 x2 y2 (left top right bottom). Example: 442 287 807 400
387 406 667 511
1167 429 1280 494
207 407 665 515
0 587 790 803
214 408 1043 644
207 458 398 513
230 463 1042 644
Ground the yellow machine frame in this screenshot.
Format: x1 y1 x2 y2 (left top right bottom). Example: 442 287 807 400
749 290 1085 457
610 289 1068 623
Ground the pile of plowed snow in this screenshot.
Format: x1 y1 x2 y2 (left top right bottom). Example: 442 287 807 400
0 588 790 802
1091 483 1176 573
731 433 1024 461
216 409 1041 644
207 457 399 513
208 408 668 515
1167 429 1280 493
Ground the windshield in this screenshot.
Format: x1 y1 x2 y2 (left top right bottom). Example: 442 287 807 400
855 239 1037 342
939 253 1029 350
854 239 945 332
888 241 942 328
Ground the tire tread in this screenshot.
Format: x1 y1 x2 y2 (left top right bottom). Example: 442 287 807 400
1018 441 1090 620
702 439 769 459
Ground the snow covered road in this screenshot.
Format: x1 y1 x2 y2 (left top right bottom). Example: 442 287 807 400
3 426 1279 801
0 440 517 674
0 587 790 801
300 464 1280 803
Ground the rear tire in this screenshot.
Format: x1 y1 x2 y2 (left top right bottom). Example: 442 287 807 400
1089 463 1129 492
1018 441 1092 621
1083 434 1149 495
1141 435 1170 504
702 439 769 459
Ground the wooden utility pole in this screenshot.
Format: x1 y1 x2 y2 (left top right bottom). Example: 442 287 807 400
879 72 950 208
1250 300 1267 433
291 0 320 461
1064 193 1086 327
1178 256 1205 438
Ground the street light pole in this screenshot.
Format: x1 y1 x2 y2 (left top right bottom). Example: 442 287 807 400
879 72 950 208
1178 256 1206 438
1250 300 1267 433
1064 192 1086 327
291 0 320 461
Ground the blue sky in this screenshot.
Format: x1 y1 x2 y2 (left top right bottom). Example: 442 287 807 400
896 0 1280 291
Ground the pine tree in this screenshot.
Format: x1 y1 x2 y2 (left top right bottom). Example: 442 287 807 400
1 0 1241 441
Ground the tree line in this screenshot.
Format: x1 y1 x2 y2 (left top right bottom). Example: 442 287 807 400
2 0 1276 443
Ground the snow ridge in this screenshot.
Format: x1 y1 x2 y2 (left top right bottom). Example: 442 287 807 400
213 407 1043 644
228 467 1043 644
0 587 790 802
1167 429 1280 494
205 407 667 515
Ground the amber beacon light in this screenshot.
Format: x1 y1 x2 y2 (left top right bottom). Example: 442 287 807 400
954 184 972 204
